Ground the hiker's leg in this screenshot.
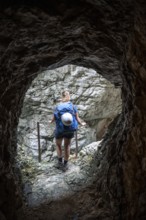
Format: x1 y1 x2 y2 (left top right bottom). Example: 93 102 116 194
56 138 63 160
64 138 71 162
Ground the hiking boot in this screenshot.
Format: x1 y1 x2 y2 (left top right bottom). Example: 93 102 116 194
62 163 69 172
55 161 64 170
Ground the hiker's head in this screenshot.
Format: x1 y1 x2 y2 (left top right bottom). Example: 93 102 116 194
62 90 70 102
61 112 73 126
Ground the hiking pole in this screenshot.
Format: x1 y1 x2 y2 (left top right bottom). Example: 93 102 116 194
37 122 41 162
75 129 78 158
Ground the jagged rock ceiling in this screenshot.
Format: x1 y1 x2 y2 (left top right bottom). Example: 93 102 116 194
0 0 146 219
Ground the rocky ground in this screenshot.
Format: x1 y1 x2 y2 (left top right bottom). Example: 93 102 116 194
17 141 102 219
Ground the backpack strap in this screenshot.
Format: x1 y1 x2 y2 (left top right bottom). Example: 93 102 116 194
72 105 75 115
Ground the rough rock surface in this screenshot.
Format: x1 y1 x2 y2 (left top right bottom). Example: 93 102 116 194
0 0 146 220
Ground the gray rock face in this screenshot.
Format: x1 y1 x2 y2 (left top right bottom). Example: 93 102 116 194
18 65 121 160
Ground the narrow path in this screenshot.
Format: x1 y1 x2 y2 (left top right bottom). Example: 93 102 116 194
19 141 102 220
22 141 101 207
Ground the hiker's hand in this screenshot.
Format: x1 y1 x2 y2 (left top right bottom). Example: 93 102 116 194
49 117 55 124
81 122 86 126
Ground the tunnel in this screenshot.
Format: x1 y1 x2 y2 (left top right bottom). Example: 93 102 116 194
0 0 146 219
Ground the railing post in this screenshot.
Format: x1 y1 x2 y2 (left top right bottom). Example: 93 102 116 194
37 122 41 162
75 129 78 158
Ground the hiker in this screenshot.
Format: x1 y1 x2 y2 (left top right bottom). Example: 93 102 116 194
50 90 86 170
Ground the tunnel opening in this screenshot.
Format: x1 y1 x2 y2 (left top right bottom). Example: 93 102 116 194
16 64 122 210
1 0 144 219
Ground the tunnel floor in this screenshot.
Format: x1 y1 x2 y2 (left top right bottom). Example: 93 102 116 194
20 141 101 208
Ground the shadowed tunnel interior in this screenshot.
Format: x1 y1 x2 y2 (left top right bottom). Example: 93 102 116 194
0 0 146 219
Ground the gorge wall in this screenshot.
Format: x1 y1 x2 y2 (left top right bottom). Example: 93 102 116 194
18 65 121 159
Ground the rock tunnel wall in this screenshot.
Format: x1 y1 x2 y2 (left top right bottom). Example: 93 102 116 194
0 0 146 219
122 2 146 219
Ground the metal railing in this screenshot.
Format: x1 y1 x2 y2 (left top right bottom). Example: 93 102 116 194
37 122 41 162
